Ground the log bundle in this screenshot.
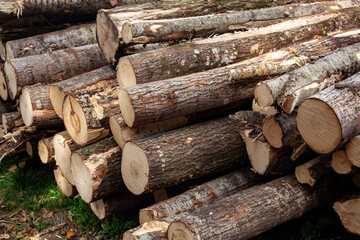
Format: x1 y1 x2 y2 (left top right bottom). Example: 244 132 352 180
2 1 360 239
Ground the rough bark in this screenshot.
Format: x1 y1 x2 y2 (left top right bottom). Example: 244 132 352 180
2 111 23 134
121 117 248 195
334 192 360 236
229 111 267 128
38 136 54 164
71 137 124 203
117 9 360 87
346 135 360 168
167 174 348 240
295 154 331 186
331 150 353 175
4 44 107 99
49 65 116 119
297 73 360 154
139 168 262 224
5 23 97 60
53 166 77 198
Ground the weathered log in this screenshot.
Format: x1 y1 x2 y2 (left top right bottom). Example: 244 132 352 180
167 174 348 240
334 192 360 236
53 129 109 186
62 79 119 145
38 136 54 164
332 150 353 175
53 166 77 198
297 73 360 154
5 44 107 99
0 62 8 101
139 168 262 224
19 84 62 127
117 9 360 87
49 65 116 119
71 137 124 203
346 135 360 168
295 154 331 186
5 23 97 60
121 117 248 195
2 111 23 134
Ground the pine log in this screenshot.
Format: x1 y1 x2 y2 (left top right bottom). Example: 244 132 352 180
346 135 360 168
19 84 62 127
121 117 248 195
53 129 109 186
139 168 262 224
49 65 116 119
71 137 124 203
167 174 347 240
334 192 360 236
0 62 8 101
62 79 119 145
295 154 331 186
5 23 97 60
297 73 360 154
117 9 360 87
332 150 353 175
2 111 23 134
4 44 107 100
240 129 294 175
262 110 303 149
38 136 54 164
53 166 77 198
25 139 38 156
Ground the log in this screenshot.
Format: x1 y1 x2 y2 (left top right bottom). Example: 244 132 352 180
167 174 348 240
334 192 360 236
229 111 267 128
139 168 262 224
25 139 38 156
295 154 331 186
62 78 119 145
121 117 248 195
38 136 54 164
2 111 23 134
123 222 168 240
0 102 16 124
5 23 97 60
53 129 109 186
4 44 107 99
346 135 360 168
0 62 8 101
49 65 116 119
332 150 353 175
252 99 278 116
71 137 124 203
297 73 360 154
117 9 360 87
19 84 62 127
53 166 77 198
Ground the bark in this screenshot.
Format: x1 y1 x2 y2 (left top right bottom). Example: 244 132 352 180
4 44 107 99
139 169 262 224
5 23 97 60
121 117 248 195
38 136 54 164
19 84 62 128
296 73 360 154
2 111 23 134
71 137 124 203
167 174 348 240
49 65 116 119
229 111 267 128
53 166 77 198
334 192 360 236
117 9 360 87
346 135 360 168
295 154 331 186
332 150 353 175
0 102 16 124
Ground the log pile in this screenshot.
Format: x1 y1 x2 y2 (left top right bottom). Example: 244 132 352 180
1 1 360 239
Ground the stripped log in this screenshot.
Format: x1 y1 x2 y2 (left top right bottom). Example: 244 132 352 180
54 166 77 198
19 84 62 127
297 73 360 154
117 9 360 87
5 44 107 99
0 62 8 101
139 168 262 224
71 137 124 203
49 65 116 119
38 136 54 164
295 154 331 186
334 192 360 236
167 174 347 240
121 117 248 195
332 150 353 175
346 135 360 168
2 111 23 134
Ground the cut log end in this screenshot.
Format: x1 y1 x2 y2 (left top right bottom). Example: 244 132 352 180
63 95 88 145
122 23 133 44
4 61 17 100
54 167 76 198
38 139 50 164
295 165 315 186
121 142 149 195
139 209 157 224
26 141 34 156
96 11 118 64
53 133 75 185
49 85 65 119
346 136 360 168
297 99 341 154
332 150 352 175
0 41 5 61
281 95 295 114
71 152 93 203
90 199 106 220
0 69 8 101
117 57 136 87
334 199 360 236
19 89 33 126
262 117 283 148
109 116 126 148
119 89 135 127
254 82 274 107
168 222 196 240
5 42 14 60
